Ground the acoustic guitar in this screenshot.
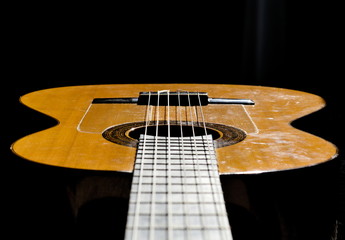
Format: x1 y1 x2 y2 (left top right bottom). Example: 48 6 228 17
11 84 338 240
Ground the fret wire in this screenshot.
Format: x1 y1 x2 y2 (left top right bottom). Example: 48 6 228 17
128 214 230 219
141 137 214 141
138 147 214 151
136 151 214 154
132 182 217 186
132 175 221 181
139 144 213 148
128 225 231 230
134 164 218 169
133 168 219 173
134 168 218 172
134 161 218 165
129 191 227 198
130 200 227 205
128 205 228 217
130 188 224 194
135 155 215 159
135 160 216 165
141 138 213 142
135 157 216 161
134 165 218 169
135 156 215 160
130 193 226 201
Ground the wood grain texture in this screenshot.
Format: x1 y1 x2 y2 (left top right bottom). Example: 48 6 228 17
11 84 338 174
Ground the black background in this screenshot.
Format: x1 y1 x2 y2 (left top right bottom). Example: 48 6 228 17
2 1 344 239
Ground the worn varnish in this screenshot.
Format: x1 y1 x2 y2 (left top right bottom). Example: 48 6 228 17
11 84 338 174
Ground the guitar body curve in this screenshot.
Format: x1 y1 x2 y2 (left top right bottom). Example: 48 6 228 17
11 84 338 174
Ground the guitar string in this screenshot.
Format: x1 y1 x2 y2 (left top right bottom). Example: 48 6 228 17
166 90 173 240
149 90 163 240
131 91 152 240
195 92 212 237
187 91 207 235
197 93 232 240
179 91 191 239
196 92 222 239
177 90 189 239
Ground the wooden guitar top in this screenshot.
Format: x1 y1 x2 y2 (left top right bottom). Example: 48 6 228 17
11 84 338 174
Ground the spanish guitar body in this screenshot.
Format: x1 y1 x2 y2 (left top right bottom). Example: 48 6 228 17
12 84 338 240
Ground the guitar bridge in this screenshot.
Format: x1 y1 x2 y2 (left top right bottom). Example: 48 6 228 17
92 91 255 106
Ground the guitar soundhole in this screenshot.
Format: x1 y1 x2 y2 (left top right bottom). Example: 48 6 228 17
102 121 246 148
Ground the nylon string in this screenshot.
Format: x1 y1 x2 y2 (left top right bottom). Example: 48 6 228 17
132 91 152 240
166 90 173 240
177 90 189 239
186 91 208 234
149 90 161 240
197 93 232 240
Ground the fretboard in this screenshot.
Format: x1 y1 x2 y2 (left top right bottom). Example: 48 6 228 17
125 134 233 240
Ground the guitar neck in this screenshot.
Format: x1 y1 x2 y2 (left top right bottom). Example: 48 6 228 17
125 134 233 240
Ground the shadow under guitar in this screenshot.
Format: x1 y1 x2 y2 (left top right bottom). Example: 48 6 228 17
66 158 339 240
